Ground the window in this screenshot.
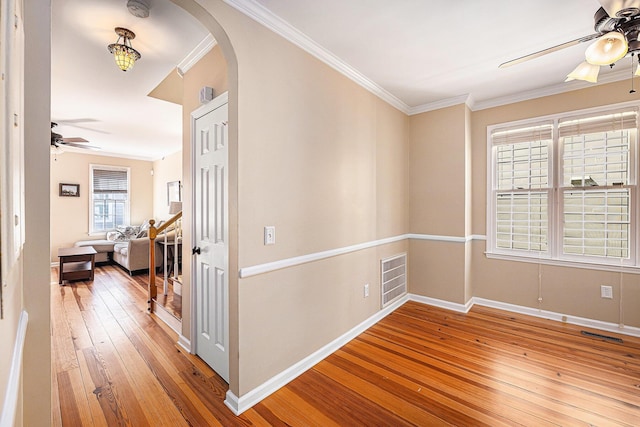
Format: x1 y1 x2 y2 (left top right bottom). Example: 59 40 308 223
90 165 130 233
488 105 638 268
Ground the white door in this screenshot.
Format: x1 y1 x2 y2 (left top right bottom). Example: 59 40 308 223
192 93 229 382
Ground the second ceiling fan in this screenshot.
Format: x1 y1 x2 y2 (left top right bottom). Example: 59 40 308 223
50 122 100 151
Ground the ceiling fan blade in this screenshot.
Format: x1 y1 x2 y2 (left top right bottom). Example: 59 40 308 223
55 118 99 124
61 142 100 150
499 33 602 68
53 118 111 134
59 137 89 143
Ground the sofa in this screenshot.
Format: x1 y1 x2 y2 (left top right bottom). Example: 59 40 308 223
112 231 176 275
74 222 176 275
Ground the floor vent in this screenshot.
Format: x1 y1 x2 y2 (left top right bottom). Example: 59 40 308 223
381 253 407 308
580 330 623 343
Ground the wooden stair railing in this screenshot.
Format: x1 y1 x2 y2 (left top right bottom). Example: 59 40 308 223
147 212 182 313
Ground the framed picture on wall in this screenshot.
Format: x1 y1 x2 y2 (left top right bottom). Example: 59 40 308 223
59 183 80 197
167 180 181 205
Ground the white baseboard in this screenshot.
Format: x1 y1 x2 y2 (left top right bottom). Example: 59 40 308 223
408 294 473 313
177 335 191 353
0 311 28 427
472 297 640 339
406 294 640 339
223 294 410 415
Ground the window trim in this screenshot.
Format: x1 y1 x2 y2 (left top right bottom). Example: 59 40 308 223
89 164 131 235
486 101 640 270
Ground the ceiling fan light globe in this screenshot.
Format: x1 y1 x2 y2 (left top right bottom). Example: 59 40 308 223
566 61 600 83
585 31 628 65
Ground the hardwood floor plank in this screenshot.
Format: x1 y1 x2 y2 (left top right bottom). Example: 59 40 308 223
178 366 248 426
260 387 341 427
51 285 80 373
60 282 94 350
57 371 83 427
80 346 125 426
287 369 416 426
57 368 95 426
75 349 109 427
51 359 63 427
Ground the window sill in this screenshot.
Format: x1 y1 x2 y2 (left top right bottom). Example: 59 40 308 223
485 251 640 274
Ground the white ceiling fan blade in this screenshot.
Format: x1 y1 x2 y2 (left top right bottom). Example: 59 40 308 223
499 33 602 68
59 137 89 143
54 118 111 134
61 142 100 150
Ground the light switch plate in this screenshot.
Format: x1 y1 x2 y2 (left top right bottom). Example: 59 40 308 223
264 226 275 245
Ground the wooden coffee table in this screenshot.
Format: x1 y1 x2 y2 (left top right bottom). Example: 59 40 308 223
58 246 97 284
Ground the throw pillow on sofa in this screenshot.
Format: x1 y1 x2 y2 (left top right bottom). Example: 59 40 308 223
106 225 142 242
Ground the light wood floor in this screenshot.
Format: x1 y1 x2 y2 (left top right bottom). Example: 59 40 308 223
52 265 640 426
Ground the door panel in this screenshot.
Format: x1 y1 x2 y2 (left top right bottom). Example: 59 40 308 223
193 96 229 382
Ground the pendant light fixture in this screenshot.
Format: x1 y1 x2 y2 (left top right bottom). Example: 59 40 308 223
107 27 141 72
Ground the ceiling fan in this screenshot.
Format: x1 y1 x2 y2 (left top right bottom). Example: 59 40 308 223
50 122 99 151
500 0 640 83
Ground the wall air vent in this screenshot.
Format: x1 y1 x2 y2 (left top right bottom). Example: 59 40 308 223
381 253 407 307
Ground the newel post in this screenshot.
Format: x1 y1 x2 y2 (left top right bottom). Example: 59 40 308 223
148 219 157 312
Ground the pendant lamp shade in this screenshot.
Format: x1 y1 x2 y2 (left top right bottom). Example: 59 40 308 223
107 27 141 72
565 61 600 83
585 31 628 65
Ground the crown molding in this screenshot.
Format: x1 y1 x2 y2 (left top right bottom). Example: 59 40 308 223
177 34 217 75
222 0 410 113
51 145 160 162
472 67 631 111
408 94 476 115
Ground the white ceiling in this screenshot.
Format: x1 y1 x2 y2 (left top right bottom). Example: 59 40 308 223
51 0 209 160
52 0 631 160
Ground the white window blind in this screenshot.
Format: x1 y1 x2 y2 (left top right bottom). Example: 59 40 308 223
559 109 635 261
492 122 551 255
93 169 128 194
488 105 638 268
90 166 130 233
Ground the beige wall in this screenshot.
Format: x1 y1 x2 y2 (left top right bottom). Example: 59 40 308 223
410 104 467 237
50 152 154 262
408 104 472 304
153 150 183 221
231 38 410 394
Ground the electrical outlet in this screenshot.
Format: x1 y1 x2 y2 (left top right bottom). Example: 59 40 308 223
601 285 613 299
264 226 275 245
364 283 369 298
